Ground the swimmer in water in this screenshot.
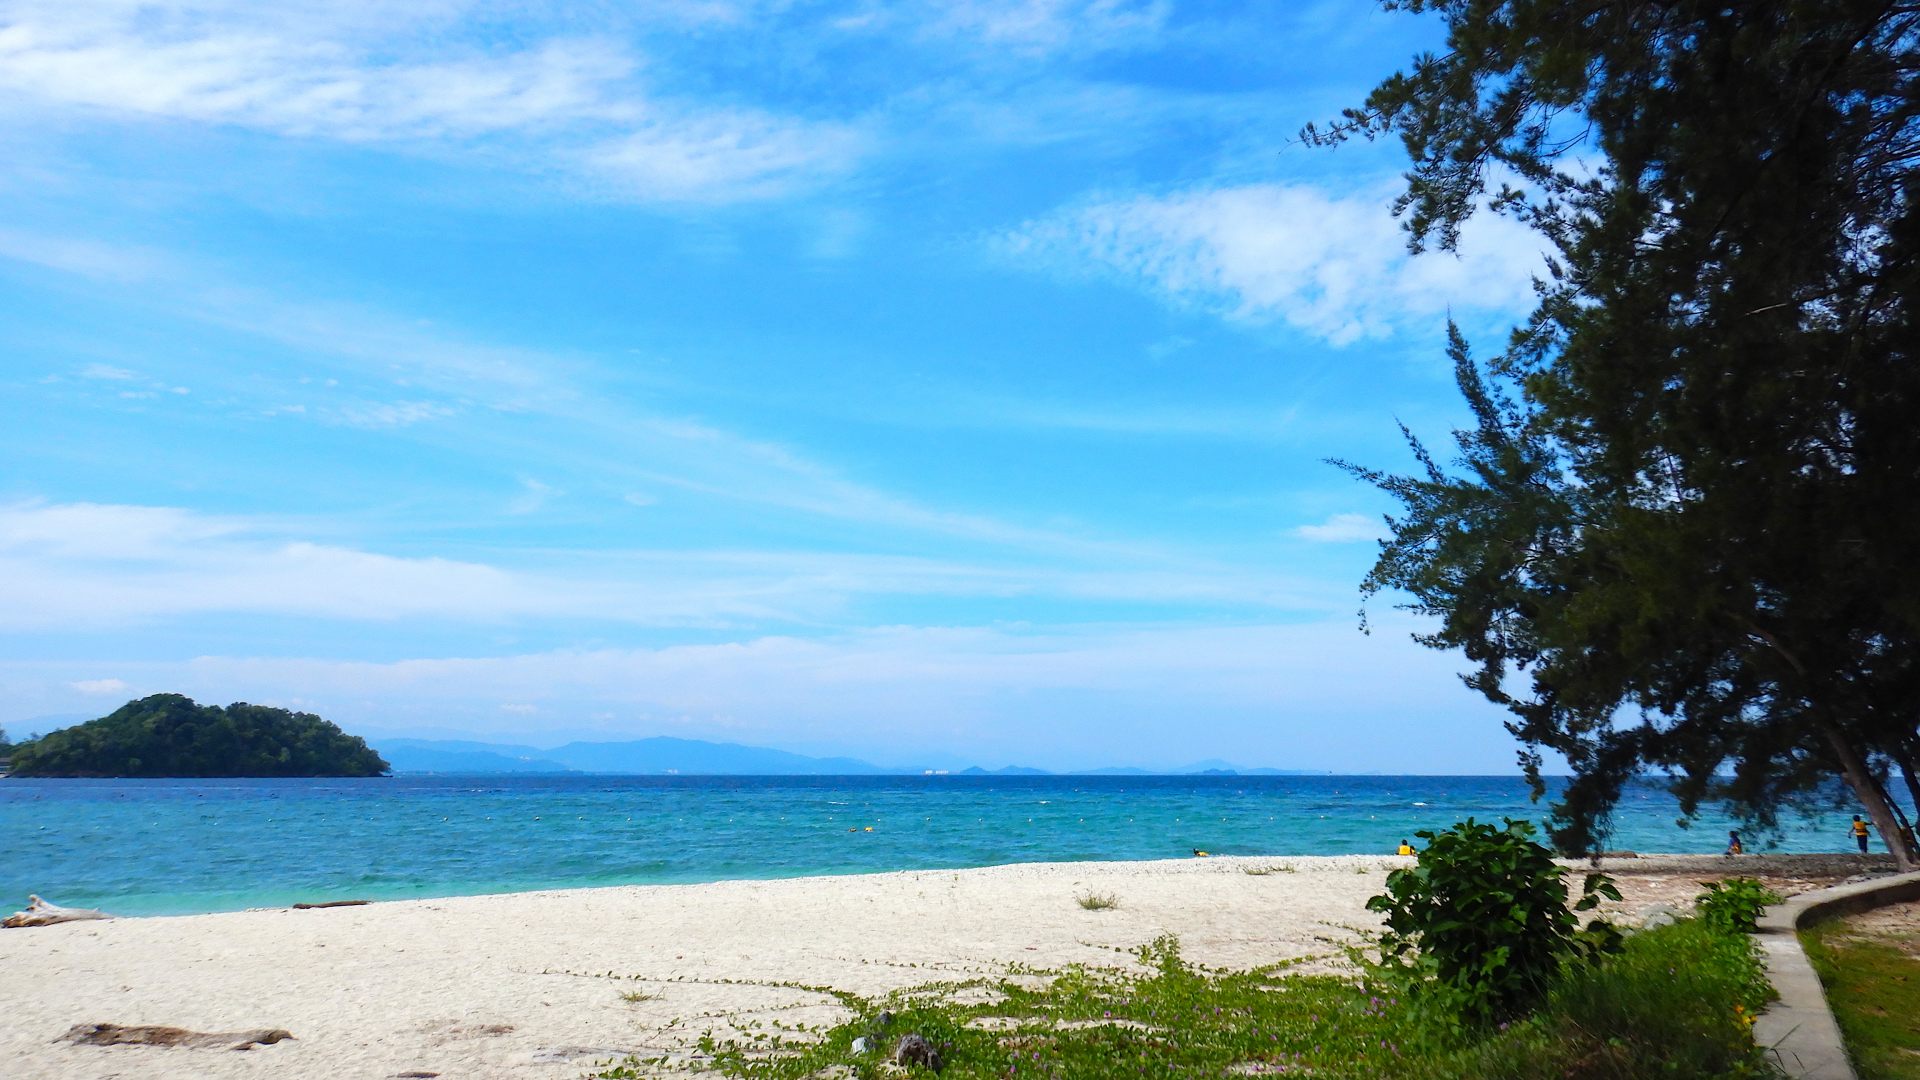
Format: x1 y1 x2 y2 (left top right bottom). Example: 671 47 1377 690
1725 831 1742 856
1192 848 1210 857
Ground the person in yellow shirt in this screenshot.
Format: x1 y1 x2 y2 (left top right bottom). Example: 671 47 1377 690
1851 815 1873 854
1396 839 1415 856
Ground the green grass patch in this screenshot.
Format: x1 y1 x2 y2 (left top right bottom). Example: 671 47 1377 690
593 922 1778 1079
1801 919 1920 1079
1419 918 1778 1080
1075 892 1118 911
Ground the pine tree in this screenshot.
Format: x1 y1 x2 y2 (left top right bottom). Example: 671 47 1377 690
1313 0 1920 866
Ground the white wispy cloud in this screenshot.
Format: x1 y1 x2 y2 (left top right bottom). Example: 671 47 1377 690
579 110 864 203
0 501 1344 632
0 501 768 628
0 27 628 139
1294 513 1378 543
68 677 128 695
1002 181 1546 345
0 0 1276 208
0 227 1182 560
918 0 1171 53
918 393 1362 443
0 501 250 560
0 615 1513 769
325 400 457 429
0 227 170 281
78 363 137 380
0 4 855 202
507 477 560 515
0 229 580 412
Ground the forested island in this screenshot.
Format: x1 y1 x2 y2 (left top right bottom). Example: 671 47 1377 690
5 694 389 778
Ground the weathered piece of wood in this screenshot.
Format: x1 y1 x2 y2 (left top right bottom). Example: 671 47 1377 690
61 1023 294 1050
291 899 369 909
3 895 112 928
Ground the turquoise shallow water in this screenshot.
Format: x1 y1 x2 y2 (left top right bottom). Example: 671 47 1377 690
0 774 1894 916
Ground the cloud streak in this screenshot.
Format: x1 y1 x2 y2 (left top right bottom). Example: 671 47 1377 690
1003 181 1546 345
0 616 1513 770
0 501 1346 631
916 0 1171 54
0 6 855 202
1294 513 1378 543
0 226 1217 563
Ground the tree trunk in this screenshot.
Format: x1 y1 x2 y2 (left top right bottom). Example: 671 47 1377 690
1869 752 1920 864
1870 768 1918 863
1898 737 1920 823
1742 624 1918 870
1821 724 1918 871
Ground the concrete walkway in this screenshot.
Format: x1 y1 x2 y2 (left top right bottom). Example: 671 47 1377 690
1754 868 1920 1079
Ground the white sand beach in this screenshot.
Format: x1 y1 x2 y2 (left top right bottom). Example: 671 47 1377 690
0 853 1886 1079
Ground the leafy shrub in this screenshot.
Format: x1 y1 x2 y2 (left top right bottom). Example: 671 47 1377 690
1366 817 1622 1028
1695 878 1783 935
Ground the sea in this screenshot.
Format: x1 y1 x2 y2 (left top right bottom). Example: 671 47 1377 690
0 774 1894 917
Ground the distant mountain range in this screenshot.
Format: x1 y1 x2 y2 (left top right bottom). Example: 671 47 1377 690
371 737 1317 777
373 737 886 776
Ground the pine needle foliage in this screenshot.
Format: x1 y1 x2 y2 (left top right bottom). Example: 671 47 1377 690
1311 0 1920 865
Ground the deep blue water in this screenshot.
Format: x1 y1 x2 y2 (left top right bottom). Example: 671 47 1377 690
0 774 1890 916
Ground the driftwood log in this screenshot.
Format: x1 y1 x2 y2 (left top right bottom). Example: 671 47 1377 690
4 895 112 928
61 1023 293 1050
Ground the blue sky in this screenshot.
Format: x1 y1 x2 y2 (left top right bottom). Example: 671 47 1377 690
0 0 1555 772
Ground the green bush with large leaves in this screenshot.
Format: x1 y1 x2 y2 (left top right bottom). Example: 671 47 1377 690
1696 878 1783 936
1367 817 1622 1029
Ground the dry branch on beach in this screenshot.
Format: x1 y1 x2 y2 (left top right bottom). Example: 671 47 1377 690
61 1023 293 1050
3 894 112 928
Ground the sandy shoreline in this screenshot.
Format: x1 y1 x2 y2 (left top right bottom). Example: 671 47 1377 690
0 853 1892 1079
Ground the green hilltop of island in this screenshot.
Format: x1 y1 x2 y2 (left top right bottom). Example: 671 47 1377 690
6 694 389 778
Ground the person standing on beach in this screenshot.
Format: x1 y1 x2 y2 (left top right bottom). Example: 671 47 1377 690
1851 815 1873 853
1725 831 1742 856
